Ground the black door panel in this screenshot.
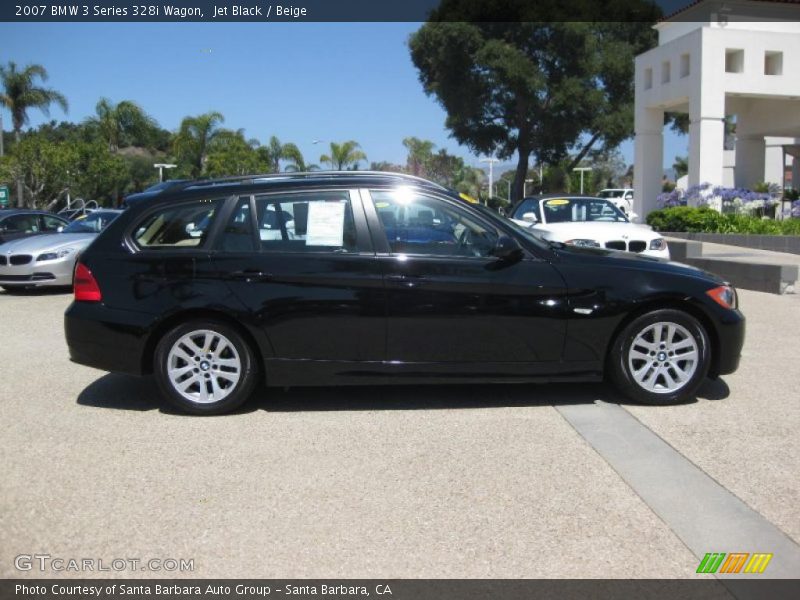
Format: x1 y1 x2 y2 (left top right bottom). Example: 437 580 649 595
380 255 567 363
211 253 385 361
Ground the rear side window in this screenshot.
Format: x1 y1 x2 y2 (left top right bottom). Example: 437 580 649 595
133 199 222 249
254 191 357 253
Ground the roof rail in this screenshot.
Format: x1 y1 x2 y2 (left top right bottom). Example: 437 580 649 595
171 171 449 193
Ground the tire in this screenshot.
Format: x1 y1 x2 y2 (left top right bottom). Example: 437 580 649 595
153 320 259 415
609 309 710 405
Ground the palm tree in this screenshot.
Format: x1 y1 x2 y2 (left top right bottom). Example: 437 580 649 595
257 135 306 173
319 140 367 171
88 98 156 153
87 98 157 203
402 137 435 176
0 61 68 206
173 111 225 177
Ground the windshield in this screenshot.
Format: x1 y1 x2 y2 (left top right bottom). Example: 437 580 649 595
539 197 628 224
598 190 624 198
63 211 119 234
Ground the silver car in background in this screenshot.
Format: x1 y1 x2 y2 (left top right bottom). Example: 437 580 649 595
0 210 121 291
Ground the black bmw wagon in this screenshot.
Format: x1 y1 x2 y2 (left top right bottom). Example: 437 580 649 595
64 172 744 415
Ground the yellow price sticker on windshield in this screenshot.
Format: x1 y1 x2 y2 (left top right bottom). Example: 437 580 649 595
545 199 570 206
374 202 390 208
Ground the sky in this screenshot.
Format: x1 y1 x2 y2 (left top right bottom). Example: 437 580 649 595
1 22 688 175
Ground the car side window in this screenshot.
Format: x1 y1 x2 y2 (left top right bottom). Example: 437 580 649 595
371 190 498 258
1 214 39 233
254 191 357 253
41 215 66 232
133 199 222 249
218 197 257 253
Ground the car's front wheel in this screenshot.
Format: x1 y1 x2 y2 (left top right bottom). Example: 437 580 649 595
153 320 259 415
609 309 710 405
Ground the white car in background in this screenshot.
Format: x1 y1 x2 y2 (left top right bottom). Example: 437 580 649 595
509 195 669 259
598 188 635 215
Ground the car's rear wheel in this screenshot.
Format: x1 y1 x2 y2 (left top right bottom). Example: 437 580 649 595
609 309 710 405
154 320 258 415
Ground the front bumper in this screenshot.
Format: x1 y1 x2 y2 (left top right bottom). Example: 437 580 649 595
713 309 746 376
0 258 75 287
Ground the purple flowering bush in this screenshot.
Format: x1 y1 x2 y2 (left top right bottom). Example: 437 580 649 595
656 182 775 212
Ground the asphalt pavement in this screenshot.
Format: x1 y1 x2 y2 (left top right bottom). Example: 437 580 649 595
0 287 798 579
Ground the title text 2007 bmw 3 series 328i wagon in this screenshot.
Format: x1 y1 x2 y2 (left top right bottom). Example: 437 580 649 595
64 172 745 415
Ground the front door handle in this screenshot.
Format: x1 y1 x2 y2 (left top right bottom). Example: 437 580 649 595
227 270 273 282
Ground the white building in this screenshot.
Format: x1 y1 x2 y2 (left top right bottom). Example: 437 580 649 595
633 0 800 215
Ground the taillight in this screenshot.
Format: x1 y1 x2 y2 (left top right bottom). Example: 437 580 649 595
73 263 102 302
706 285 737 310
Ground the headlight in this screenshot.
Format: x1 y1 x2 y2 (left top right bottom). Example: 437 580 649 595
564 239 600 248
650 238 668 251
37 248 75 262
706 285 738 310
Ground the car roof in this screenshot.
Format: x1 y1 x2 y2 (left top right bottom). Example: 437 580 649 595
133 171 450 205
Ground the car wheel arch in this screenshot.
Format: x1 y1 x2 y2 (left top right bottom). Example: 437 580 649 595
603 298 721 380
142 309 266 379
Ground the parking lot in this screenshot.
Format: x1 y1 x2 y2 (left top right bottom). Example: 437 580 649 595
1 288 798 579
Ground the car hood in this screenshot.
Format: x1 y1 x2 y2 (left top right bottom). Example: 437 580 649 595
534 221 657 238
0 232 97 254
552 243 726 285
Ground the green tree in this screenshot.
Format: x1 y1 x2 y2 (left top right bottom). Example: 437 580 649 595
0 133 126 209
88 98 157 152
319 140 367 170
173 111 225 177
257 135 306 173
408 1 661 201
370 161 406 173
453 165 485 200
426 149 466 188
205 129 261 177
0 61 68 206
87 98 158 203
402 137 436 176
673 155 688 179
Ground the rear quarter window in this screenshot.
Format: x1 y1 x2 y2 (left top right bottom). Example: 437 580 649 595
132 199 223 249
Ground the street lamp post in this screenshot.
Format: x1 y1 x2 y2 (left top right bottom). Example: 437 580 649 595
573 167 593 194
480 156 499 206
524 178 534 197
154 163 177 182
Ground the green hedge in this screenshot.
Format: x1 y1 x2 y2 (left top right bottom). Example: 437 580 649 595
646 206 800 236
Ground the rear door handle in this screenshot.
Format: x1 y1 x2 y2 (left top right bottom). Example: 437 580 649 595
386 273 427 288
227 270 273 282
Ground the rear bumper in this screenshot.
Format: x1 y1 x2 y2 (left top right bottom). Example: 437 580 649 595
64 301 155 375
713 309 746 376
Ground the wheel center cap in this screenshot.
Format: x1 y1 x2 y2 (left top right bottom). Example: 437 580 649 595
200 361 210 371
657 351 667 361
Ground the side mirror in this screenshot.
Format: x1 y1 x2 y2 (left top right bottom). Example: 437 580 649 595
629 212 640 223
522 212 538 223
493 235 523 260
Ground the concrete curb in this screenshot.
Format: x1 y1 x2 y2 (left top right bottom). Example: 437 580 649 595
665 232 800 256
667 239 797 295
